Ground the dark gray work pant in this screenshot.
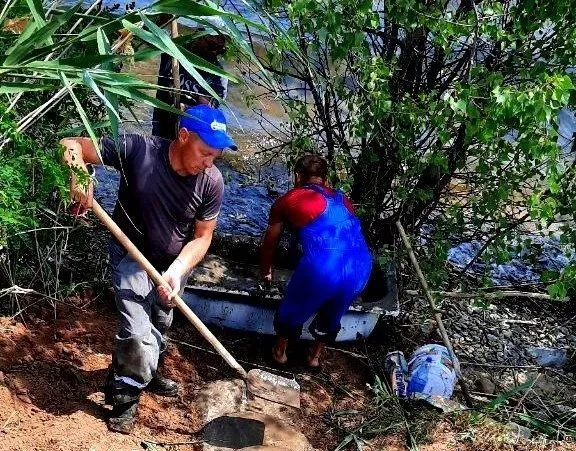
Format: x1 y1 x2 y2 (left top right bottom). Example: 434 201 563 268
108 239 188 391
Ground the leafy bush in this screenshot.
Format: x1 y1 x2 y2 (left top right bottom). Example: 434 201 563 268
251 0 576 295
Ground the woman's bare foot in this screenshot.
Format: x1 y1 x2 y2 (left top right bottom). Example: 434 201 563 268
272 337 289 364
307 341 325 367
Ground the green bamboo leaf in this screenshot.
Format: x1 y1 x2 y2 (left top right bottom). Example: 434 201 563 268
0 0 19 26
107 90 120 145
123 14 220 103
148 0 228 16
58 54 126 68
148 0 267 31
4 25 35 60
0 69 78 86
126 43 233 84
123 102 146 131
195 14 267 76
96 27 112 56
131 47 162 62
22 60 84 73
6 18 37 54
89 71 156 89
104 83 185 116
59 72 101 155
104 37 234 82
82 70 120 120
178 46 238 82
5 3 82 65
485 379 534 411
516 413 576 437
0 82 58 93
95 28 119 144
139 14 219 88
76 11 140 43
25 0 47 31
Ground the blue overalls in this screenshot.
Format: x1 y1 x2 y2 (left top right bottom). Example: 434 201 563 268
275 184 373 342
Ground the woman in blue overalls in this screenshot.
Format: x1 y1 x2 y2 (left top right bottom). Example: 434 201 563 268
260 155 372 367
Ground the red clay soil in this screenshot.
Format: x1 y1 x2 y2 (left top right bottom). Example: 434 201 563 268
0 293 373 451
0 294 206 451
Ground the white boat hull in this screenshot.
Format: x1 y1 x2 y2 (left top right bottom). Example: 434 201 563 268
182 289 382 342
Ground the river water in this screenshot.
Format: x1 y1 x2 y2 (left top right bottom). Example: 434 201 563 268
73 0 277 31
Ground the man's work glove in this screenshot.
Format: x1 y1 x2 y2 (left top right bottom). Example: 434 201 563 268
157 258 185 308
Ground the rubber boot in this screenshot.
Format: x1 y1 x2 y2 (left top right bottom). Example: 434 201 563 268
307 341 325 368
107 385 141 434
146 352 179 397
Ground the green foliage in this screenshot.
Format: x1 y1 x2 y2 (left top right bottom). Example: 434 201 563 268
0 109 67 242
0 0 260 144
254 0 576 296
0 0 263 297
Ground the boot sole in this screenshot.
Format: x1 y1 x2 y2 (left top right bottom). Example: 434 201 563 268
146 387 179 397
107 419 135 435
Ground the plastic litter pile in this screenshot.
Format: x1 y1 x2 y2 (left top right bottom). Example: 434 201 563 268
447 236 575 286
384 344 462 412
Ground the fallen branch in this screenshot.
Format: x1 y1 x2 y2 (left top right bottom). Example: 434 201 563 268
405 289 565 302
0 284 66 302
141 439 202 449
396 220 474 408
512 373 540 414
501 319 538 326
0 285 36 297
325 346 368 360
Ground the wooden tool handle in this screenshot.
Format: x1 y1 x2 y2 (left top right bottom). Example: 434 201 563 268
92 199 248 379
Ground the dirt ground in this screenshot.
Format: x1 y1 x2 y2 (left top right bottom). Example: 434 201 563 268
0 291 373 451
1 291 576 451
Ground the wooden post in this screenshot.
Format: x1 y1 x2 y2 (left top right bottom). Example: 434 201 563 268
171 18 181 138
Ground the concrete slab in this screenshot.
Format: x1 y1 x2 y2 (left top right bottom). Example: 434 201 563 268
193 379 314 451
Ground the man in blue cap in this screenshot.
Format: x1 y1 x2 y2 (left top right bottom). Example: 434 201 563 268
60 104 236 433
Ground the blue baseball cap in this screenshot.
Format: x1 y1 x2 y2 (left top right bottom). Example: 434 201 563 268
179 105 237 151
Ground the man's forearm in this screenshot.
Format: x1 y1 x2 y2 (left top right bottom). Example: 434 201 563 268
176 235 212 273
158 226 214 305
260 223 283 277
60 137 103 167
60 138 95 209
260 241 276 276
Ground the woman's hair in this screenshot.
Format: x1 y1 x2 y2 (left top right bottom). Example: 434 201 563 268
294 154 328 181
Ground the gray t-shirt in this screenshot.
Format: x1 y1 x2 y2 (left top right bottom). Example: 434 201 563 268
99 134 223 270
